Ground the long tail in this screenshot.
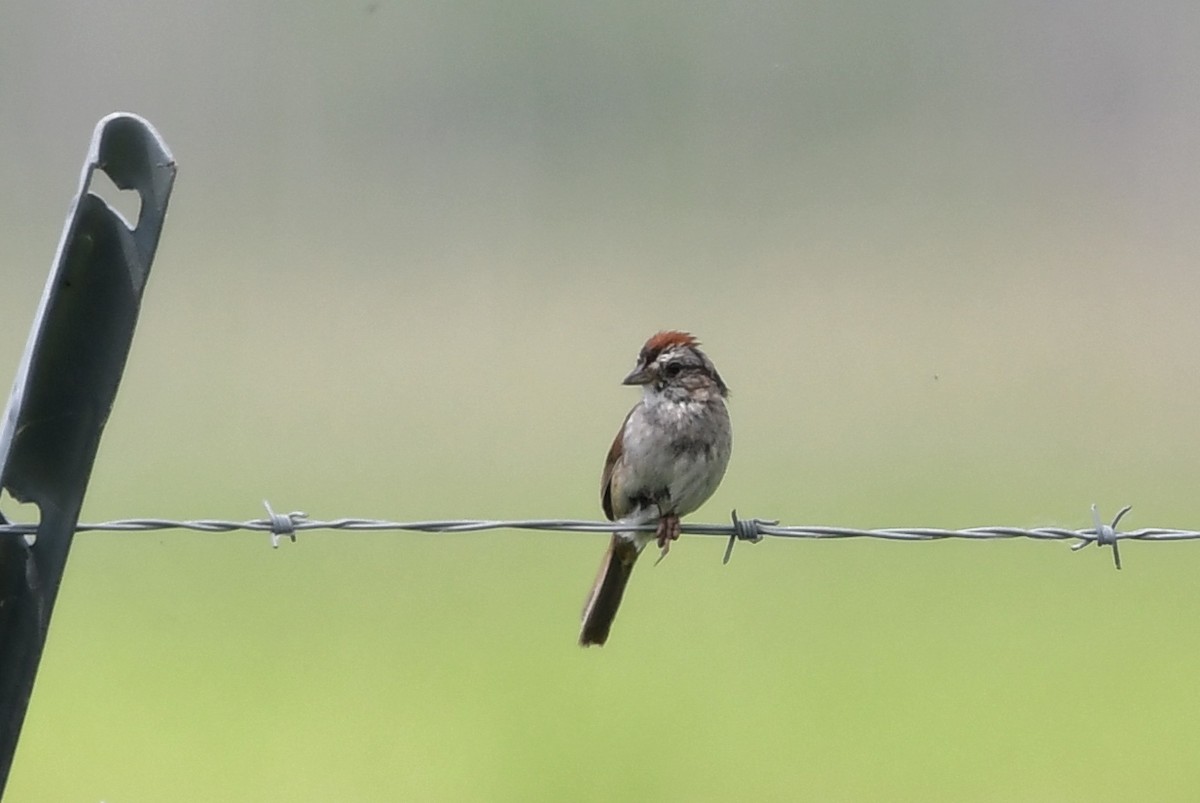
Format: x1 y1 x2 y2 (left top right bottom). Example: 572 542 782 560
579 534 642 647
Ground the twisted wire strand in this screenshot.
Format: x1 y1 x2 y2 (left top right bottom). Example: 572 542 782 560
0 505 1194 552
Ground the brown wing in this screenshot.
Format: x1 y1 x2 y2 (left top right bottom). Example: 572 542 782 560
600 406 636 521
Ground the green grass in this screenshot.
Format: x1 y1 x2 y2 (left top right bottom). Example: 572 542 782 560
4 268 1200 800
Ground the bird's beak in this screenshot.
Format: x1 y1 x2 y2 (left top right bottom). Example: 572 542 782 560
622 364 654 386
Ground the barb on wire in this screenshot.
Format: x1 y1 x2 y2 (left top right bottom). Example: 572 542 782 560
1071 503 1130 570
263 500 300 548
724 509 776 565
0 501 1190 568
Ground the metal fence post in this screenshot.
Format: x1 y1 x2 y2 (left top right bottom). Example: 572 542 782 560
0 113 175 793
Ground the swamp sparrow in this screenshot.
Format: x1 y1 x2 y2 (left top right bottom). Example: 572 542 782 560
579 331 732 646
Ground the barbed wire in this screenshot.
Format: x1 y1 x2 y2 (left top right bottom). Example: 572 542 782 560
0 501 1193 570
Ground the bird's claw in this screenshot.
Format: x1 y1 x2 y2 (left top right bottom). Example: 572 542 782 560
653 513 681 566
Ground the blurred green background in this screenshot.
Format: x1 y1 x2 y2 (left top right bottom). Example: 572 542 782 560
3 1 1200 800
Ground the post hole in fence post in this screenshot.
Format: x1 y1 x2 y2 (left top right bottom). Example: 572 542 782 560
0 113 175 793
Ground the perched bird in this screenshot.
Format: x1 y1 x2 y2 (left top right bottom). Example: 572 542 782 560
580 331 732 646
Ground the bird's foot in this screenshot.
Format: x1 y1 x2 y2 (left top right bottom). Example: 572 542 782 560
654 513 680 565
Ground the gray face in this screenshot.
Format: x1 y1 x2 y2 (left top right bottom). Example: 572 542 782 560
657 346 726 394
625 344 728 400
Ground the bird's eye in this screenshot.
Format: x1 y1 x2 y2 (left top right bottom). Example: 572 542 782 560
663 362 684 378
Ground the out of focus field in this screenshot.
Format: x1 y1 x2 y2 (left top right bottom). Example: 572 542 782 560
3 4 1200 800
